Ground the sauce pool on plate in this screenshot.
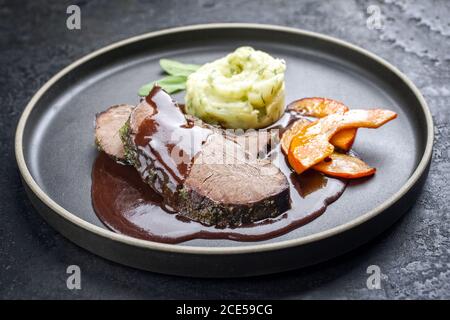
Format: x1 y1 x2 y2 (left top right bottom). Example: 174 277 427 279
91 149 346 244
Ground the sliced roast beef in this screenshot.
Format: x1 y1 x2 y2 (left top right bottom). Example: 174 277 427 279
182 134 290 227
95 87 290 227
95 104 134 162
96 104 277 164
121 86 290 227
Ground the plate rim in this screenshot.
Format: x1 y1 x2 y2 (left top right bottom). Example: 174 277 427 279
15 23 434 255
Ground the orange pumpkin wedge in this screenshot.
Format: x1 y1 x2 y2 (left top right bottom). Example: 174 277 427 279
281 119 375 178
281 118 311 154
287 97 357 151
288 109 397 174
314 153 376 178
287 97 348 117
329 127 356 151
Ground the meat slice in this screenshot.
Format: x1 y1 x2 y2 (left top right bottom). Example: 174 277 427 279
122 86 290 227
94 103 275 164
182 134 290 227
95 104 134 161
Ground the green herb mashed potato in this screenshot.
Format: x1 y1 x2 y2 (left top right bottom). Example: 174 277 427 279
185 47 286 129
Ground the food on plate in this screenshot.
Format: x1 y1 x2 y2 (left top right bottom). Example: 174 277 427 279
99 86 290 228
95 104 134 162
280 118 310 155
185 46 286 129
287 109 397 174
91 152 346 243
287 97 357 151
159 58 201 77
92 48 398 242
288 97 347 117
312 153 376 179
280 118 375 178
138 59 201 96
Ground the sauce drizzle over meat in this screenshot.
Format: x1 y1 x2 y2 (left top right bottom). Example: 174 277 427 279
133 89 211 197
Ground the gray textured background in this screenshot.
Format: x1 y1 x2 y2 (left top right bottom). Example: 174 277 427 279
0 0 449 299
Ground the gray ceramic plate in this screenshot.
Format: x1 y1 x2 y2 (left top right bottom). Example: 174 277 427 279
15 24 433 277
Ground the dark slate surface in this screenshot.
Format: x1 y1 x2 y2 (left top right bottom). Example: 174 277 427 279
0 0 448 299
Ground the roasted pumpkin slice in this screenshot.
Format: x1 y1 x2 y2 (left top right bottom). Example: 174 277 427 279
281 118 310 155
287 97 357 151
287 97 348 117
281 119 375 179
314 153 376 178
287 109 397 174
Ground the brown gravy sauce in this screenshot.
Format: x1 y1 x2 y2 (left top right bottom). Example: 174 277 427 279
92 108 347 244
133 89 210 200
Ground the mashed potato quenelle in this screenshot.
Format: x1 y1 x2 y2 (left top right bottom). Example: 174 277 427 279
185 47 286 129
